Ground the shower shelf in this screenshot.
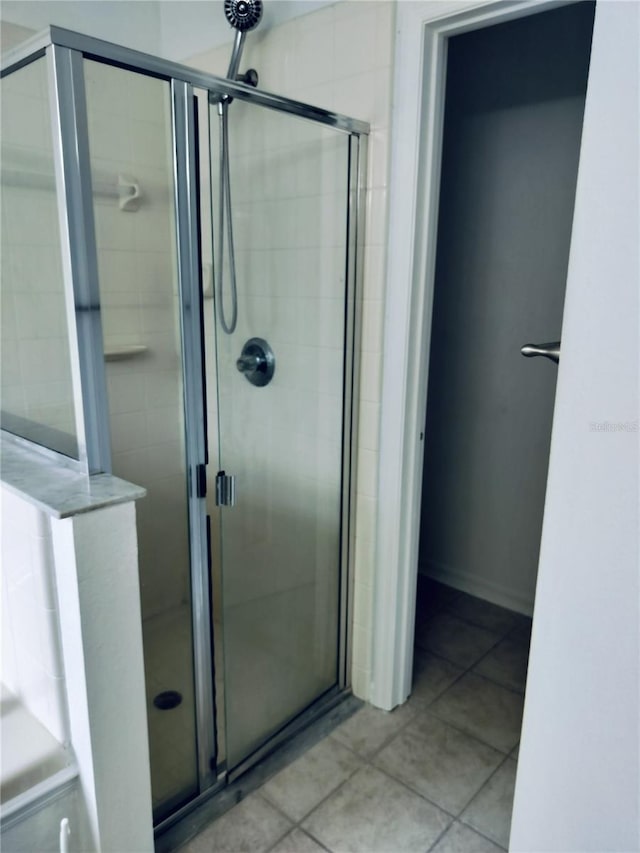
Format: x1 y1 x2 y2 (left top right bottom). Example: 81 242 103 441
104 345 148 362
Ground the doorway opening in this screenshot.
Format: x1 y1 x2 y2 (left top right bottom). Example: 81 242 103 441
408 2 595 844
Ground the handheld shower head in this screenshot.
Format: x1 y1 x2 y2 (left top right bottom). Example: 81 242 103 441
224 0 262 82
224 0 262 32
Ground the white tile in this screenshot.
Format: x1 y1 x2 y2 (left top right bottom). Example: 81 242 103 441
375 2 396 70
131 120 170 169
373 68 393 128
87 112 133 163
293 20 335 89
366 186 389 247
333 6 378 79
367 128 390 190
31 536 56 611
359 348 382 402
38 607 64 680
1 93 47 149
353 581 374 631
361 299 384 352
352 623 371 670
357 447 379 498
333 70 376 124
351 665 371 699
354 533 375 588
354 494 376 544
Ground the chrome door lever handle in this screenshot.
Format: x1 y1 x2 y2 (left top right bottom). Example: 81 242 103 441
520 341 561 364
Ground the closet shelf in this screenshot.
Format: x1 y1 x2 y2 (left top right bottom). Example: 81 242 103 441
104 345 148 362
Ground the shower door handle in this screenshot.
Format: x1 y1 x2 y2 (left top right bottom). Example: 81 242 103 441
215 471 236 507
520 341 561 364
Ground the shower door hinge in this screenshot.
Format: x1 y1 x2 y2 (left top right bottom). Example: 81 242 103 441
215 471 236 507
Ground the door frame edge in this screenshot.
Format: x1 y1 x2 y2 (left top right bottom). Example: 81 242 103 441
371 0 580 711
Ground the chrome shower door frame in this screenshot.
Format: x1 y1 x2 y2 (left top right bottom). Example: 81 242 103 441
2 24 369 826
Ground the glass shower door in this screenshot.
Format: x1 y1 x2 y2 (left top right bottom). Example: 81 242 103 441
209 99 351 770
83 60 201 821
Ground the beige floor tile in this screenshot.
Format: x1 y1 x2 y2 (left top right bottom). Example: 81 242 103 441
430 821 505 852
182 793 292 853
445 593 518 635
461 759 517 849
302 766 451 852
374 712 503 814
331 700 417 758
429 673 523 753
415 611 502 669
409 650 464 710
260 736 362 822
269 828 326 853
473 637 529 692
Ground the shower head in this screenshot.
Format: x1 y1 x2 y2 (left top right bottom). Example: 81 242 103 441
224 0 263 32
224 0 262 83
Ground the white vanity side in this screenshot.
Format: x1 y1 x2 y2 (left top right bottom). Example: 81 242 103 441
50 502 154 853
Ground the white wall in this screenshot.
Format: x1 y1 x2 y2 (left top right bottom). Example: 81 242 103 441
1 487 68 744
418 3 594 615
511 1 639 848
189 0 395 701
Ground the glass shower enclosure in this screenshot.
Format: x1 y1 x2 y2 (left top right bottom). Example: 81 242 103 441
0 26 367 828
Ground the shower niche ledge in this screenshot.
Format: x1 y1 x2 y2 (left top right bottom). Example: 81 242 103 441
104 344 149 362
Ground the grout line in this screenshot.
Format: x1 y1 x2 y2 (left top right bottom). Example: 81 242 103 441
260 817 297 853
291 772 355 832
330 705 423 764
425 820 453 853
299 826 332 852
415 610 528 698
361 761 459 826
427 819 508 853
456 751 515 845
415 706 516 758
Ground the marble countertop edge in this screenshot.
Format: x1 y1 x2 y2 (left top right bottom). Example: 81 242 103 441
0 436 146 519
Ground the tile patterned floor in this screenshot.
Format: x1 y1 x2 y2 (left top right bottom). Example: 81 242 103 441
179 580 532 852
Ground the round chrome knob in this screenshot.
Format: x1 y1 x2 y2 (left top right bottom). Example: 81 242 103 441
236 338 275 387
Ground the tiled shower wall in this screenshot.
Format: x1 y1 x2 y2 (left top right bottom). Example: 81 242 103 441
0 487 67 743
1 54 190 621
0 58 77 453
189 1 395 700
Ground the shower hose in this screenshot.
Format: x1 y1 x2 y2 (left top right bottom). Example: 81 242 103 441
216 99 238 335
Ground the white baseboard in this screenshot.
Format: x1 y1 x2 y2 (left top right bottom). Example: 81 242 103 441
419 559 535 617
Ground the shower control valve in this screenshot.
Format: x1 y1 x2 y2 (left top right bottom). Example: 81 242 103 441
236 337 275 387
